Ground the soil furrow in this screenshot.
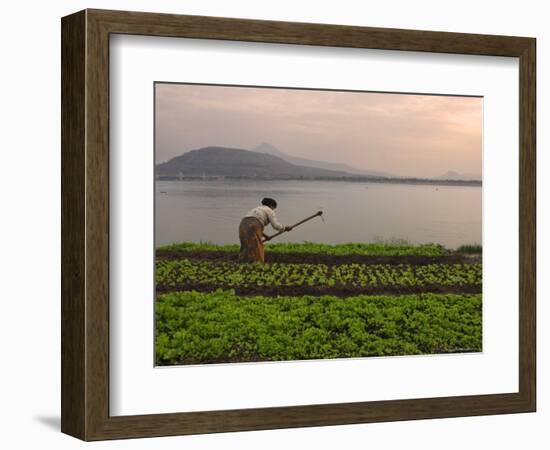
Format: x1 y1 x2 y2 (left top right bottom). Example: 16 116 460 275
156 283 482 297
156 250 481 266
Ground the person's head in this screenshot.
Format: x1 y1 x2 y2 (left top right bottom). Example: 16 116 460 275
261 198 277 210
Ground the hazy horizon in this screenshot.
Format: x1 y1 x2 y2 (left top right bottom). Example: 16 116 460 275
155 83 482 179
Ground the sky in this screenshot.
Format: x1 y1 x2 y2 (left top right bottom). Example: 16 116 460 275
155 83 482 178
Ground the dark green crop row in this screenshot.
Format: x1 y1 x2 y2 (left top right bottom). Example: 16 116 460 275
156 259 482 288
159 241 447 256
155 290 482 365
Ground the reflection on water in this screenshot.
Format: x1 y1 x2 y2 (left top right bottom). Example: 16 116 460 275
155 179 481 249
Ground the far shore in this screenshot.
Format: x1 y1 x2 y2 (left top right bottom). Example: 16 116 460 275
156 175 482 187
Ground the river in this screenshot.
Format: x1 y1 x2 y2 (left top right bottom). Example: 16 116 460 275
155 179 481 249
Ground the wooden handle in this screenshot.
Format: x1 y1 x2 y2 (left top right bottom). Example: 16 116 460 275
263 211 323 242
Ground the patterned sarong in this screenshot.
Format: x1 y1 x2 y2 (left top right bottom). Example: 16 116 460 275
238 217 264 263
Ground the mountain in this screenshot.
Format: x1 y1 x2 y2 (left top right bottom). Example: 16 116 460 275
156 146 359 179
253 143 395 178
436 171 481 182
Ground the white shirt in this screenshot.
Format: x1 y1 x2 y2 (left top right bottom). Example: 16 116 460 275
245 205 285 232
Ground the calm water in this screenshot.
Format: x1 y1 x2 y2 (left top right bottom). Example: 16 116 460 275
155 180 481 249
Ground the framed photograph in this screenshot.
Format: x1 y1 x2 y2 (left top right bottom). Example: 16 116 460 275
61 9 536 441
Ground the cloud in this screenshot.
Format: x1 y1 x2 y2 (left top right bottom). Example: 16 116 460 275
155 83 482 178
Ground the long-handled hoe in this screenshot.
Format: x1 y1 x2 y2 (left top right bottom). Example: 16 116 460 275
263 211 323 242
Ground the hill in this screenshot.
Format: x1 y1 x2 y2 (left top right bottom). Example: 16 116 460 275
437 171 481 182
253 143 395 178
155 146 356 179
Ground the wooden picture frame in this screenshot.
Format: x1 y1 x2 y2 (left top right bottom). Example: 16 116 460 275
61 8 536 441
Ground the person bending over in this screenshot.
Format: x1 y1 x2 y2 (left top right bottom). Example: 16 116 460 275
238 198 292 263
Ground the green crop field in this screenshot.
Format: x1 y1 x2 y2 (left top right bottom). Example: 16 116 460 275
156 290 482 365
155 242 482 365
156 260 481 289
159 241 447 256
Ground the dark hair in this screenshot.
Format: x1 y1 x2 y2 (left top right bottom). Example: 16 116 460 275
261 198 277 209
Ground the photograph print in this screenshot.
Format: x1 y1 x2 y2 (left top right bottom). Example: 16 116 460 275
154 83 482 366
